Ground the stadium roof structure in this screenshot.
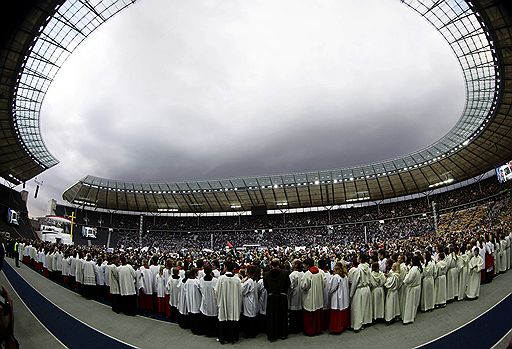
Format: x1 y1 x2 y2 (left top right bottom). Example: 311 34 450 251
1 1 511 213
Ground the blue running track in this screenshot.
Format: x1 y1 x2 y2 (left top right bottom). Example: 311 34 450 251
3 263 135 349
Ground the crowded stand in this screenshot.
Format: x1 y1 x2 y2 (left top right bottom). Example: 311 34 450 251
53 177 510 237
115 215 436 252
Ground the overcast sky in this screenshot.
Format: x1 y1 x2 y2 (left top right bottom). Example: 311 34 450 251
21 0 465 217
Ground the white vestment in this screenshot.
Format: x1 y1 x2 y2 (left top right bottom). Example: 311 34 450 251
241 278 258 317
83 260 96 286
215 273 242 322
75 258 84 283
446 254 459 301
166 276 181 307
185 278 202 314
300 268 324 312
118 264 137 296
457 252 470 301
257 278 267 315
466 255 483 299
402 266 421 324
384 271 400 322
149 265 160 292
199 278 218 316
95 264 105 285
329 274 349 310
107 264 120 295
69 257 76 277
138 267 154 294
369 270 386 320
350 263 372 330
55 252 63 272
323 272 332 310
288 270 303 311
62 257 70 277
156 274 166 298
421 261 435 311
500 240 507 272
434 260 447 306
398 263 409 318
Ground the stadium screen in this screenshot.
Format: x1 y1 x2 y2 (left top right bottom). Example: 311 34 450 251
81 226 97 239
7 208 19 226
496 160 512 183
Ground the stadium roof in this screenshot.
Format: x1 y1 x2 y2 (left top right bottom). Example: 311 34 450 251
0 0 135 184
1 1 511 212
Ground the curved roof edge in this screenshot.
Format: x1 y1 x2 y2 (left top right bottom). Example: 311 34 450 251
0 0 138 183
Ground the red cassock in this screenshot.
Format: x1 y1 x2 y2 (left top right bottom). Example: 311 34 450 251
303 310 323 336
157 297 167 314
485 254 494 270
329 309 350 334
138 292 153 311
164 295 171 317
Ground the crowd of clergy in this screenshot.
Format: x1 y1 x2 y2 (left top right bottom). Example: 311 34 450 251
11 227 512 344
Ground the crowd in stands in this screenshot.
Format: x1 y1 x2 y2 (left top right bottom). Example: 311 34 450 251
54 177 509 237
115 215 435 252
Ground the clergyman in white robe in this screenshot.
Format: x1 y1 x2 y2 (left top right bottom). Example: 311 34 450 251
215 264 242 344
402 264 422 324
466 248 483 299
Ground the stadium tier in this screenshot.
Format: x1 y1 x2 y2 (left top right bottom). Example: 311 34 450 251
51 175 512 250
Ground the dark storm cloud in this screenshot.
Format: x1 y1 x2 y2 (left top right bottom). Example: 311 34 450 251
25 0 465 216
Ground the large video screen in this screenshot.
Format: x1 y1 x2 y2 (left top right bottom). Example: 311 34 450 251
81 226 97 240
7 208 19 226
496 160 512 183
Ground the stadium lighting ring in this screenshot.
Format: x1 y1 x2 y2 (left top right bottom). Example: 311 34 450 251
4 0 512 211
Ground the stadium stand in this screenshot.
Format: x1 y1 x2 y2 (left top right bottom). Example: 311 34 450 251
46 176 510 251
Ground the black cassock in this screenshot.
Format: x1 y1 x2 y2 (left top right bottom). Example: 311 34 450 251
263 268 291 341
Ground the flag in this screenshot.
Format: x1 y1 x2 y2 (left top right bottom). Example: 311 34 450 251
227 241 233 248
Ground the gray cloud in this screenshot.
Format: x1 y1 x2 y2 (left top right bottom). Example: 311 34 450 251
24 0 465 216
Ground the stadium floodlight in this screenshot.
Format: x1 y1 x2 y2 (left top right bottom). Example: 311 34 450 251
276 202 288 206
230 204 242 209
73 199 96 207
428 178 454 188
346 196 370 202
314 180 320 185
